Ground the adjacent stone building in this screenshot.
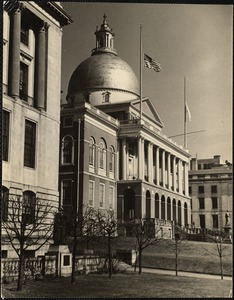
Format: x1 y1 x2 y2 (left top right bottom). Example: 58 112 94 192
59 15 191 235
2 1 72 258
189 155 232 231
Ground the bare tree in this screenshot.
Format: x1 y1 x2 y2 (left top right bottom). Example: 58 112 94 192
204 232 231 280
54 205 97 284
94 209 118 277
132 219 162 274
2 195 55 291
172 225 188 276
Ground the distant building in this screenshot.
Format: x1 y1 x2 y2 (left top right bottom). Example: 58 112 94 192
59 15 191 235
189 155 232 231
2 1 72 258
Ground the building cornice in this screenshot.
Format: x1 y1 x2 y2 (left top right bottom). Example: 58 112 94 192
4 0 73 26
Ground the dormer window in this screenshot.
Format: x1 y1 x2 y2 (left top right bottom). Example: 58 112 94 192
102 92 110 103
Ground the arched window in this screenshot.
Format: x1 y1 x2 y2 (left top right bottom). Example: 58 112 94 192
178 200 182 226
2 186 9 222
61 136 74 164
167 197 171 221
109 146 115 173
146 191 151 219
155 193 160 218
184 202 188 226
22 191 36 224
99 139 106 170
161 195 165 220
89 137 95 166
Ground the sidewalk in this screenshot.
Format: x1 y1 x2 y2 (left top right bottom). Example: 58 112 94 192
128 266 232 281
142 267 232 280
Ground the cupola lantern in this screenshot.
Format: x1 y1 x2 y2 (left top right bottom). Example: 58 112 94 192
92 14 117 56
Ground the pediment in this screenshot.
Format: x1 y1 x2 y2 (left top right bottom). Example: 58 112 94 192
132 97 164 128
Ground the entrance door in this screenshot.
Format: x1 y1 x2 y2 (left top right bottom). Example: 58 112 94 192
124 189 135 220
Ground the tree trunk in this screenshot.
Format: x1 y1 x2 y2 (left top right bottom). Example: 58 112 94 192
175 239 178 276
134 251 138 273
71 222 77 284
220 253 223 280
17 250 25 291
108 234 112 277
138 249 142 274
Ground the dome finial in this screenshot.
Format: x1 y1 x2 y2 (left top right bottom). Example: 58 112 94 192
103 13 107 22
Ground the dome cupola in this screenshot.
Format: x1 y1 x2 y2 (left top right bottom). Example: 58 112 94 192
92 13 117 56
66 15 139 106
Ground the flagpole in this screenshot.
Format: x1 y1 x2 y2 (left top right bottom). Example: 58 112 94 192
184 76 187 148
140 24 143 121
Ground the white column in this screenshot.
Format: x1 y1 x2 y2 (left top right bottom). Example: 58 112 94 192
184 162 189 196
142 139 145 180
138 136 142 180
148 143 153 183
173 156 176 191
165 198 167 220
122 138 127 180
167 153 171 189
181 200 185 226
178 159 182 194
116 140 120 180
156 147 159 186
162 150 165 188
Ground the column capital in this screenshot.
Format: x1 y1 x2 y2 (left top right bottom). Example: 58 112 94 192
8 2 25 14
39 21 50 33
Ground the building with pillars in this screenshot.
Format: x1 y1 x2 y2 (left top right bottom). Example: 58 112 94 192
59 15 191 235
2 1 72 258
189 155 232 232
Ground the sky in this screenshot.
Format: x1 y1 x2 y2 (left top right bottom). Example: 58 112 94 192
60 2 233 163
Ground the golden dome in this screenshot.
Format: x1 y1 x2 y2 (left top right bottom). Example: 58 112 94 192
67 53 139 98
66 15 139 104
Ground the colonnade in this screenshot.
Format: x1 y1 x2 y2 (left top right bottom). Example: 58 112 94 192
120 137 189 197
7 2 48 109
145 193 190 226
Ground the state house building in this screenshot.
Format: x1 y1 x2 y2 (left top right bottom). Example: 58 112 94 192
59 15 191 232
2 1 72 257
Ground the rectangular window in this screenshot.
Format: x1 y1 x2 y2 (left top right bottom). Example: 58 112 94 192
62 180 72 206
2 187 9 222
211 185 217 194
109 186 114 209
21 24 29 46
212 197 218 209
24 120 36 168
199 214 205 229
99 184 105 208
22 193 36 224
89 181 94 206
2 110 10 161
198 186 204 194
63 255 70 266
212 215 218 229
199 198 205 209
20 62 28 101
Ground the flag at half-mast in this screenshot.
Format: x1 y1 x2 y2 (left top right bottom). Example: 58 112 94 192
185 101 191 122
144 54 161 72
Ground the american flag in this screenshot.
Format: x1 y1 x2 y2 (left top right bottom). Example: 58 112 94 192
144 54 161 72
